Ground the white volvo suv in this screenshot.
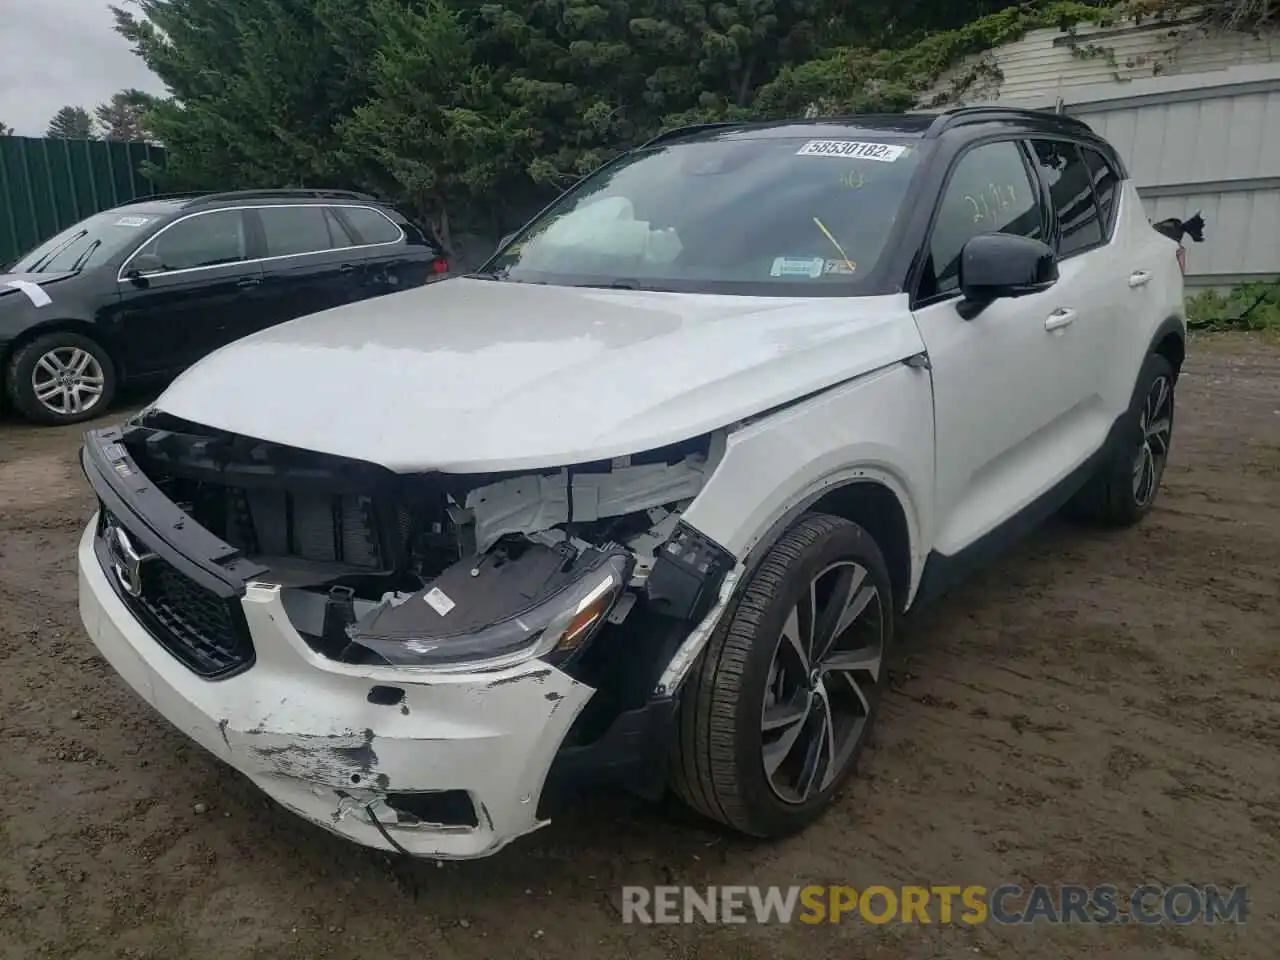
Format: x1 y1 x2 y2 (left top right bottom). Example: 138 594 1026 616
77 107 1187 860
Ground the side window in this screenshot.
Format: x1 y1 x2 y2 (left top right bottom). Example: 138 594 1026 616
338 206 403 245
260 206 341 257
136 210 249 272
1030 140 1103 257
926 140 1043 297
1081 147 1120 238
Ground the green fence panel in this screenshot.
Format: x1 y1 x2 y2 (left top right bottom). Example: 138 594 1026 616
0 136 166 268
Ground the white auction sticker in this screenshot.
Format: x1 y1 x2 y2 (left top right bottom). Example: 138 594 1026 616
795 140 906 162
423 586 456 616
113 215 152 227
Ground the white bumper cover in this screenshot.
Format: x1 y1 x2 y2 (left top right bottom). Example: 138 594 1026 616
77 518 595 859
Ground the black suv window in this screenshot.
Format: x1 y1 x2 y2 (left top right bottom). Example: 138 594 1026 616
338 206 402 245
138 209 249 271
1030 140 1103 257
260 206 351 257
925 140 1043 297
1081 146 1120 237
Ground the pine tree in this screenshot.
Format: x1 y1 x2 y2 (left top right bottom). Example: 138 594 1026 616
45 106 95 140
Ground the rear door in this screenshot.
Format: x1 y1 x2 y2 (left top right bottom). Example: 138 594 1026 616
1025 138 1123 442
332 204 440 294
244 204 363 338
911 138 1093 557
111 208 263 376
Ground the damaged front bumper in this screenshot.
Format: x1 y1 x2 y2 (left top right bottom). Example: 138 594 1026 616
74 427 707 859
79 520 599 858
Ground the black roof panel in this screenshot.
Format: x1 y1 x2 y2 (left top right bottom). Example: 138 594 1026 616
648 106 1095 148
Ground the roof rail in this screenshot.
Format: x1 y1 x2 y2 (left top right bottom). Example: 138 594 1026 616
182 187 379 206
638 122 746 149
115 191 208 206
924 105 1094 137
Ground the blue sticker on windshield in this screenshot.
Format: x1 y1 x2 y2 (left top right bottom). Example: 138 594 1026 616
770 256 825 278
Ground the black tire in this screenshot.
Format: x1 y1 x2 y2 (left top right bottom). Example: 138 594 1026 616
1069 352 1176 527
4 331 118 426
669 512 894 838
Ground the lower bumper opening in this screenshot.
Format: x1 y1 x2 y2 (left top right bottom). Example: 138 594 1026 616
383 790 479 829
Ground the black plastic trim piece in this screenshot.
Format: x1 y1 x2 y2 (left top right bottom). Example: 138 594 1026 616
82 427 267 600
541 696 678 805
912 410 1127 608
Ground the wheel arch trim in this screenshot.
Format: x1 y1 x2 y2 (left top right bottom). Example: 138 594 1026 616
1149 314 1186 378
659 468 923 698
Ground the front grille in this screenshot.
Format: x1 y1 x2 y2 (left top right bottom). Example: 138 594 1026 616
99 510 255 679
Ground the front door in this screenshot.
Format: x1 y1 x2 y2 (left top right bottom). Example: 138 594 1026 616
111 208 265 376
911 138 1096 558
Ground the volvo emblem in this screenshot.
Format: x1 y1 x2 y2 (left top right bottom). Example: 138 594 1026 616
106 522 154 597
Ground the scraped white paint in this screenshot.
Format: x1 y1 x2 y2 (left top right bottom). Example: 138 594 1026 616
3 280 51 307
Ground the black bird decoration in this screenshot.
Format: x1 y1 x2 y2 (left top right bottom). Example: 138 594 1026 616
1152 210 1206 244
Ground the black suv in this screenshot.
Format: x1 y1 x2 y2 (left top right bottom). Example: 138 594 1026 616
0 189 447 425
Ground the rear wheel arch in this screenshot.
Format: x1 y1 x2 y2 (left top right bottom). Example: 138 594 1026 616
1150 316 1186 379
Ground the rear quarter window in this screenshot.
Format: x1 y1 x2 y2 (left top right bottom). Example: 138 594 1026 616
338 206 403 245
1081 147 1120 238
1029 140 1104 257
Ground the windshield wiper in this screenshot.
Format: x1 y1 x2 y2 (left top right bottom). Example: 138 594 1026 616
70 239 101 273
575 279 644 290
25 229 88 274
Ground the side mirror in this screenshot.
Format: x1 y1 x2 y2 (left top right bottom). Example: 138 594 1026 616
957 233 1058 319
498 232 517 250
123 253 165 283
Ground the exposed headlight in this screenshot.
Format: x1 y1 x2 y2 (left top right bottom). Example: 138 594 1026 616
349 551 631 671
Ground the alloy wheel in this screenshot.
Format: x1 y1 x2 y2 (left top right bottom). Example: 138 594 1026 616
30 346 106 418
1133 374 1172 507
760 560 885 804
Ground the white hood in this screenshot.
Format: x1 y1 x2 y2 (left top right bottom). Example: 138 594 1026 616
154 277 925 473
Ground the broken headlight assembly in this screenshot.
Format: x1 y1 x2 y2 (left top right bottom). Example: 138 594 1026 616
347 542 633 670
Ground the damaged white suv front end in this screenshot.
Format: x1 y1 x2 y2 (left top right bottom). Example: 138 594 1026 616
74 119 939 860
78 415 749 858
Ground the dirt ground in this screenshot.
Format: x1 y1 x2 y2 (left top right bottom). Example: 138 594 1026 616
0 334 1276 959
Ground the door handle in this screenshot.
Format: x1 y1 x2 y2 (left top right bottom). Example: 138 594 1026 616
236 277 261 288
339 264 355 274
1045 308 1077 332
1128 270 1153 287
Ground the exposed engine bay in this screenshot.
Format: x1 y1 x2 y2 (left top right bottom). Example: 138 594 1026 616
118 411 734 731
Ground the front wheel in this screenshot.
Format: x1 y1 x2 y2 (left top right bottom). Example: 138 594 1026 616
4 332 117 425
669 513 893 838
1070 352 1176 526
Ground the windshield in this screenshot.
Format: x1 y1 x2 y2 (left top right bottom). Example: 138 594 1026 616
481 134 925 295
9 210 163 274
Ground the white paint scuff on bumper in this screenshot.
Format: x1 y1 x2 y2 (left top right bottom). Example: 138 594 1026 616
76 518 595 860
